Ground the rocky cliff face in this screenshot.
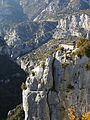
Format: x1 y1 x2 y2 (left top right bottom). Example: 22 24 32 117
0 35 27 120
19 0 51 20
4 21 57 58
33 0 90 21
0 54 27 119
1 1 90 119
0 0 90 59
3 12 90 59
0 0 28 27
20 0 90 21
22 44 90 120
53 13 90 39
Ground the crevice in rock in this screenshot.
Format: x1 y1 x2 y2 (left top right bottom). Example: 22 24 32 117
52 56 56 91
47 89 52 120
46 56 58 120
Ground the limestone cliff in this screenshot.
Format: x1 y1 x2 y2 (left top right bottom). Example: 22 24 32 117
0 0 28 27
20 0 90 21
53 13 90 39
4 21 57 58
22 43 90 120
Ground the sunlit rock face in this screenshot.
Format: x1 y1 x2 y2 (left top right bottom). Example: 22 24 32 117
4 21 57 59
59 0 90 10
19 0 50 20
53 14 90 39
0 0 90 60
20 0 90 21
22 47 90 120
33 0 90 21
23 57 53 120
27 0 90 39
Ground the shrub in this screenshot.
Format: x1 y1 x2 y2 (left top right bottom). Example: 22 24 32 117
21 82 27 90
67 84 74 90
32 71 35 76
41 51 53 61
68 105 77 120
62 62 69 69
82 112 90 120
56 46 64 53
85 61 90 71
76 37 88 48
7 104 25 120
76 49 83 58
40 61 45 68
68 106 90 120
84 44 90 58
76 37 90 58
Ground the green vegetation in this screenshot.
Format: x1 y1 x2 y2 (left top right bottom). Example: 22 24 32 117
56 46 64 53
76 37 88 48
85 61 90 71
42 51 53 61
21 82 27 90
40 61 45 69
62 62 69 69
21 39 61 65
67 84 74 90
7 104 24 120
76 37 90 58
76 50 83 58
32 71 35 76
84 44 90 58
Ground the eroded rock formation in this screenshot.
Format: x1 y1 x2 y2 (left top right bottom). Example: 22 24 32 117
53 13 90 39
22 46 90 120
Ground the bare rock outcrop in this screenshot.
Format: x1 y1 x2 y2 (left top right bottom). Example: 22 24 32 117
22 45 90 120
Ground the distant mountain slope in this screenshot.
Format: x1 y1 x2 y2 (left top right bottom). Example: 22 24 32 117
58 0 90 10
0 0 89 59
19 0 51 20
20 0 90 21
0 0 28 27
34 0 90 21
0 0 90 25
0 37 26 119
4 21 57 58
